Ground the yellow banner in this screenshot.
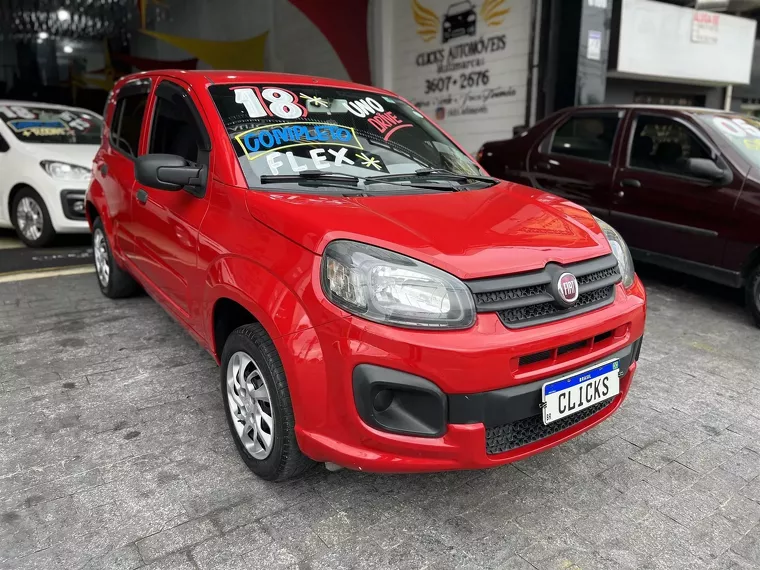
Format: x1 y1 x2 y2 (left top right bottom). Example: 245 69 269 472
140 30 268 70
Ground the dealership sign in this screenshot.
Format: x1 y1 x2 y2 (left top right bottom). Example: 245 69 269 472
388 0 529 153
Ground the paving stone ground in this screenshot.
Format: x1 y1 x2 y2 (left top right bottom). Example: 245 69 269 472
0 266 759 569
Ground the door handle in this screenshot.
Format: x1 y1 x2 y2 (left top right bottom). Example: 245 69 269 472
536 161 554 171
620 178 641 188
136 189 149 205
99 164 108 176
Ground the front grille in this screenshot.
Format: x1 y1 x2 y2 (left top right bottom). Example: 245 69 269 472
466 255 621 328
517 327 617 369
485 399 613 455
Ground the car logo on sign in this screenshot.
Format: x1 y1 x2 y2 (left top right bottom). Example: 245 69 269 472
557 272 579 306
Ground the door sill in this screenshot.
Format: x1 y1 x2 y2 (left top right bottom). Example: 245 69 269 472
630 248 743 288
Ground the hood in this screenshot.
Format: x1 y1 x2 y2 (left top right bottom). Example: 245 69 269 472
14 142 99 168
245 182 611 280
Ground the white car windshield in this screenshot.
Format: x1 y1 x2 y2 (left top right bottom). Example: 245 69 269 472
208 84 483 189
0 104 102 144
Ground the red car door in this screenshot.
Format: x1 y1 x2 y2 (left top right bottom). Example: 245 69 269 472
97 79 151 257
526 109 624 218
609 111 738 268
127 78 213 319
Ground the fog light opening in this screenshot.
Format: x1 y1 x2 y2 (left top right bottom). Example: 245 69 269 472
373 389 394 413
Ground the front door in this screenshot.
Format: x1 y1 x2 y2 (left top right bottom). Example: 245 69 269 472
128 79 212 317
527 110 624 218
610 112 738 268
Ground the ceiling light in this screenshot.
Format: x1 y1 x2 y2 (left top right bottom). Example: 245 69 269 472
63 45 73 54
38 32 49 40
57 9 71 22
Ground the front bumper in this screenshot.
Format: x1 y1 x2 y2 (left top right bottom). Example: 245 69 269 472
282 278 646 473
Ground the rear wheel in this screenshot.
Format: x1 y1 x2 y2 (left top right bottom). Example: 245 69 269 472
92 217 138 298
10 187 56 247
221 323 314 481
747 263 760 328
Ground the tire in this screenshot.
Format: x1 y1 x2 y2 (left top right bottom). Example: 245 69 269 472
221 323 314 481
746 263 760 328
10 186 56 247
92 217 139 298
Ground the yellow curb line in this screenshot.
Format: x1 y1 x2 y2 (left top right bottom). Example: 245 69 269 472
0 265 95 283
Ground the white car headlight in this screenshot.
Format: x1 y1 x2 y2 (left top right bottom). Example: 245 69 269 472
595 217 635 289
321 240 476 329
40 161 92 182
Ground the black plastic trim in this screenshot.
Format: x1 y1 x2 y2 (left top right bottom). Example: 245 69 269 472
353 364 447 438
60 190 86 220
630 248 743 288
448 338 641 428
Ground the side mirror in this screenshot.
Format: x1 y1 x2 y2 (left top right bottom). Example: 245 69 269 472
686 157 732 185
135 154 207 196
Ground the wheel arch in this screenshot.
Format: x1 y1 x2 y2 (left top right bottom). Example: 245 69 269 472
204 255 317 363
743 246 760 279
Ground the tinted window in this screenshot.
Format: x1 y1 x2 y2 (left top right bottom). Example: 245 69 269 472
630 115 711 176
111 94 147 157
550 113 620 162
148 88 203 163
0 104 102 145
209 84 485 190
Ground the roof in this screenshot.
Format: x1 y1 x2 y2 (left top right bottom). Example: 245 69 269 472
114 70 395 97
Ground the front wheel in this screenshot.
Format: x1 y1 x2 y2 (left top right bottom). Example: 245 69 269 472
221 323 314 481
11 187 56 247
746 263 760 328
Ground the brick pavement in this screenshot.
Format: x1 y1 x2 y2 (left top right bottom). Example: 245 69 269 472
1 270 759 569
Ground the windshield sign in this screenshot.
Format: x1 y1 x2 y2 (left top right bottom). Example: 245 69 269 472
209 84 482 189
703 114 760 166
0 105 102 144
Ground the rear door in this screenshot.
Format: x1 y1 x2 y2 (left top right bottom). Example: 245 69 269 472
527 110 624 217
97 78 151 257
610 112 737 267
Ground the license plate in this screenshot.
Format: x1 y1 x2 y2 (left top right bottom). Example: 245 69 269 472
541 359 620 425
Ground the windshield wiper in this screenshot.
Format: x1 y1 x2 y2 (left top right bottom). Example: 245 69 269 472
365 168 496 185
259 170 361 185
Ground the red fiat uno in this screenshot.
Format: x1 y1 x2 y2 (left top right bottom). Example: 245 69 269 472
86 71 646 481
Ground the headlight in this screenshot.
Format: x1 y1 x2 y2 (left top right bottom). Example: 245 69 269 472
467 13 476 21
40 161 92 182
444 21 452 28
321 240 476 330
595 217 635 289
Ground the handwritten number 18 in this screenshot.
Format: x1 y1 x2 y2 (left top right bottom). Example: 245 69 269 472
234 87 307 120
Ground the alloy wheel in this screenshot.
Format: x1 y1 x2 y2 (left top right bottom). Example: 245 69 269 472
93 228 110 287
16 197 44 242
226 351 275 460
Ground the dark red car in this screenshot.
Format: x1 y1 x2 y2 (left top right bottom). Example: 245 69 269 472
478 105 760 327
86 71 645 481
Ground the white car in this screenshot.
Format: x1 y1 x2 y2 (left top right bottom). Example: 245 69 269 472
0 101 103 247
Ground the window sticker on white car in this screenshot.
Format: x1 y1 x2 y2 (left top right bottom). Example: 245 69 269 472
7 119 69 137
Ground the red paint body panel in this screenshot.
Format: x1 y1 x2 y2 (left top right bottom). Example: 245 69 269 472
87 70 647 474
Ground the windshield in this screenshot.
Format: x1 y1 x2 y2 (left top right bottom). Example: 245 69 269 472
700 113 760 168
208 84 483 190
0 104 102 144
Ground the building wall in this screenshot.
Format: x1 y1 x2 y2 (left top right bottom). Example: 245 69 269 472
379 0 534 153
129 0 351 80
605 77 724 109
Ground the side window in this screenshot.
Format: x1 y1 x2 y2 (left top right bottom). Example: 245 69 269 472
148 84 204 164
629 115 711 176
111 93 148 157
548 113 621 163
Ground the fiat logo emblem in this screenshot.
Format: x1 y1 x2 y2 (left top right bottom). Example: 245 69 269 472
557 272 579 306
